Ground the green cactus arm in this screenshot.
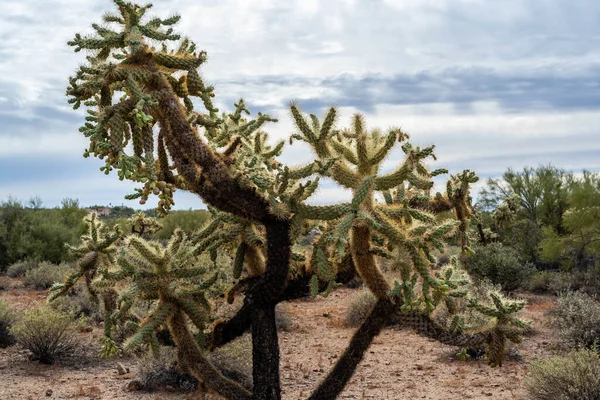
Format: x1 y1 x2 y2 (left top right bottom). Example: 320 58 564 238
330 162 362 189
48 269 84 302
319 107 338 141
286 163 317 179
128 236 165 267
176 296 209 331
193 219 222 242
232 241 248 279
168 267 209 279
374 164 410 191
371 210 410 246
293 203 353 220
289 103 318 146
330 139 358 165
368 129 398 166
124 301 175 350
351 176 375 210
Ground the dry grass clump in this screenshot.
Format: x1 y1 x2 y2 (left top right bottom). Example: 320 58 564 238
50 282 102 322
276 303 297 332
23 261 72 289
135 348 198 392
551 291 600 350
0 276 11 290
525 348 600 400
0 299 16 348
11 305 83 364
210 333 253 391
6 259 38 278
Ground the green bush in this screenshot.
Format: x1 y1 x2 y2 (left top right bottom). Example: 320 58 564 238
11 306 82 364
345 289 377 327
525 348 600 400
525 271 574 294
152 210 210 240
0 199 87 269
23 261 72 290
572 264 600 296
462 243 535 291
502 219 543 264
5 259 38 278
0 299 16 348
551 291 600 350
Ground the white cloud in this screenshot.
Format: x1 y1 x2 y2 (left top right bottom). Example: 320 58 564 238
0 0 599 207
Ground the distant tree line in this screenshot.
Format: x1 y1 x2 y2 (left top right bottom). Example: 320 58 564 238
0 197 209 271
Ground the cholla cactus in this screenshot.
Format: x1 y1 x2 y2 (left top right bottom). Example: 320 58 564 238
98 230 251 399
492 195 520 229
49 213 123 356
67 2 527 399
50 213 121 301
129 211 162 237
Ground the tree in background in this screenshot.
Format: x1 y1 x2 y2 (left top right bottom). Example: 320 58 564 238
479 166 600 274
479 165 570 233
540 171 600 271
66 2 527 398
0 197 87 269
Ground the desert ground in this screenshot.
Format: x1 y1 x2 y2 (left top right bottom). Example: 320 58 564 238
0 278 555 400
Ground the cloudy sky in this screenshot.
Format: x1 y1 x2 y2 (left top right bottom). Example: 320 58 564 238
1 0 599 209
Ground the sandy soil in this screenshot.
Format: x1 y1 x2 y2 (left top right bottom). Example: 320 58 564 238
0 279 556 400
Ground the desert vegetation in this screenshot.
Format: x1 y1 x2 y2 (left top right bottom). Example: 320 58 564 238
0 1 599 400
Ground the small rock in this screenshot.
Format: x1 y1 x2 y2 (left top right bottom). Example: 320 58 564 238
46 389 53 397
116 362 129 375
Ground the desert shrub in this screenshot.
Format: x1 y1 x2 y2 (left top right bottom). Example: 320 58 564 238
5 259 38 278
0 276 10 290
525 271 554 293
11 306 82 364
23 261 72 289
345 290 377 327
0 299 16 348
136 348 198 392
551 291 600 350
503 219 544 264
525 348 600 400
275 303 296 332
462 243 535 291
525 271 574 294
50 283 101 322
571 264 600 296
210 334 253 391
